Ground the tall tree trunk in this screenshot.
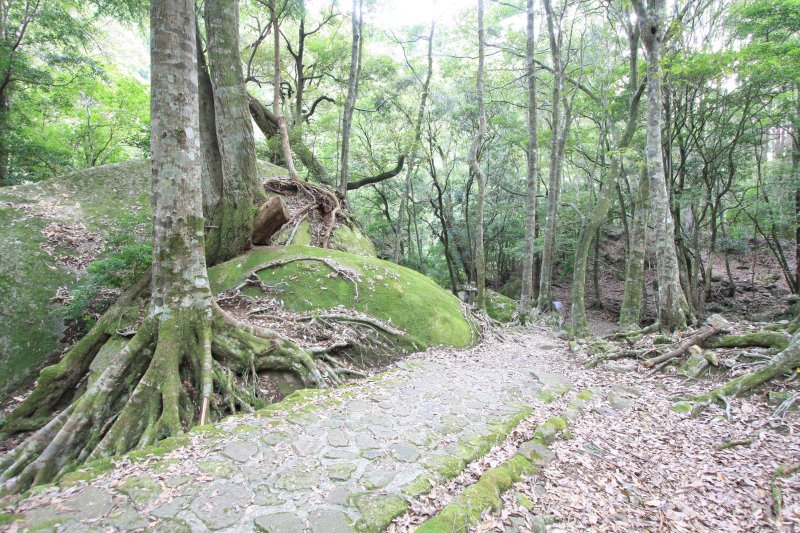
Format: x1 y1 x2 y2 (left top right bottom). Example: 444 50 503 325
619 165 650 329
339 0 363 195
393 22 435 263
536 0 562 311
0 90 9 186
794 86 800 294
633 0 691 330
570 68 644 335
203 0 263 265
519 0 540 322
269 0 299 180
469 0 487 310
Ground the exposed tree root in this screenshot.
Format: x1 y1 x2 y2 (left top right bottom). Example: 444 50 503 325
708 331 790 351
0 294 341 495
265 178 344 249
584 348 657 369
692 333 800 416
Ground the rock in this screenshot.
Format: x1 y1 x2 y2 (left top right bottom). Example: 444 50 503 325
254 512 305 533
308 508 353 533
607 388 634 411
119 475 162 507
517 441 554 466
292 436 321 456
392 442 420 462
362 468 395 490
593 405 619 418
327 428 350 447
190 480 252 530
222 439 260 462
151 496 189 518
60 486 115 521
274 467 323 491
105 505 150 530
769 391 796 409
328 462 357 481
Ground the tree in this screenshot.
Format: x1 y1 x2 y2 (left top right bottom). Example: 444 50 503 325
519 0 539 322
339 0 363 194
632 0 691 330
469 0 487 310
0 0 324 495
570 10 644 336
203 0 265 264
268 0 300 179
393 22 435 263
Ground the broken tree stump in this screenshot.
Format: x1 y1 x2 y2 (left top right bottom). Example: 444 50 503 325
252 196 290 245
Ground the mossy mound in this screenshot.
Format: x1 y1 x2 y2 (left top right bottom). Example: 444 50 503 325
209 245 476 350
486 290 517 323
0 160 151 396
0 160 374 398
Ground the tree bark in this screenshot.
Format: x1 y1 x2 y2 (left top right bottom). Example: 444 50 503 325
393 22 435 263
519 0 540 322
537 0 563 311
339 0 363 195
619 165 650 330
0 91 9 186
632 0 691 330
570 62 644 335
203 0 263 265
469 1 487 310
269 0 299 180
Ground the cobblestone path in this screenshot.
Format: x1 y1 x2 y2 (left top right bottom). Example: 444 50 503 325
4 331 569 532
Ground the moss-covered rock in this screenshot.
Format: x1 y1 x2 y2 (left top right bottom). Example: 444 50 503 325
0 160 378 398
0 160 150 396
485 290 516 323
209 245 475 350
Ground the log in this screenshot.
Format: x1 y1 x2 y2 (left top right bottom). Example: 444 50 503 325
252 196 289 245
643 315 731 369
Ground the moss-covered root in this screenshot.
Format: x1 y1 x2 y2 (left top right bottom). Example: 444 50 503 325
708 331 790 351
416 416 569 533
210 302 326 387
90 309 212 459
693 332 800 416
0 319 157 496
0 277 149 440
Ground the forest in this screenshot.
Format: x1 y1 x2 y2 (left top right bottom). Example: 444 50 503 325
0 0 798 530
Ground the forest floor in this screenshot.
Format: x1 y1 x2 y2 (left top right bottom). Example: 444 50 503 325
2 327 799 532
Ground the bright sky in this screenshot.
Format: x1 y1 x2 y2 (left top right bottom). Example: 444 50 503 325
310 0 476 29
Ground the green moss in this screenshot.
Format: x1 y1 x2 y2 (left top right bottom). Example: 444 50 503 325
424 454 465 479
416 455 533 533
0 208 77 395
517 492 534 511
485 290 517 323
538 390 556 404
0 513 16 527
576 390 594 401
402 475 433 497
209 245 475 350
354 494 408 532
0 160 152 395
671 401 693 413
331 224 377 257
709 331 789 351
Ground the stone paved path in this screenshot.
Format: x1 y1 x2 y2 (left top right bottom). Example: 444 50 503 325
4 331 570 532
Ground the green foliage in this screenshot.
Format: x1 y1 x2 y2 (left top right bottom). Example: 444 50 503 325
63 211 151 328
